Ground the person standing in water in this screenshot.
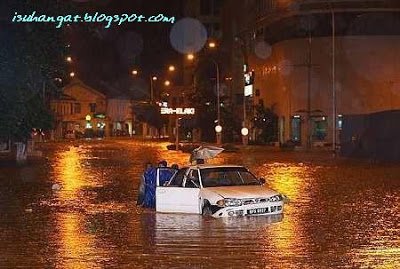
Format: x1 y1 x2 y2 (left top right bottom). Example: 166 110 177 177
137 162 153 206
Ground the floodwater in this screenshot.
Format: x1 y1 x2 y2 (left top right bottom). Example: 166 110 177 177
0 139 399 269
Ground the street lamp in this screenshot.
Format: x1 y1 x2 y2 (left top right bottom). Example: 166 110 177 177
187 53 195 61
168 65 176 72
132 69 138 75
164 80 171 87
208 41 216 48
150 76 157 103
66 56 72 63
69 72 75 78
207 42 222 145
211 58 221 145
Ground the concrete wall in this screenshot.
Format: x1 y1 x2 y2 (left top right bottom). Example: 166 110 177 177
250 35 400 145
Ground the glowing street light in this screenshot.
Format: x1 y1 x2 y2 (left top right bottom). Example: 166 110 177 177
168 65 176 72
187 53 195 61
132 69 138 75
208 41 216 48
66 56 72 63
241 127 249 136
69 72 75 78
150 76 158 103
164 80 171 86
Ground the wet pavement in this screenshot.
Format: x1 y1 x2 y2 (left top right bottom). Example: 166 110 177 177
0 139 399 268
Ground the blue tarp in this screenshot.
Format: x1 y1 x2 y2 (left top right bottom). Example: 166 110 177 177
142 168 174 208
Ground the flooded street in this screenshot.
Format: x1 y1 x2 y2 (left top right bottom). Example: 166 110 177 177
0 139 399 268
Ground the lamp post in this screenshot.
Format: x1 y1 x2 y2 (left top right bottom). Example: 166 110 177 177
210 58 221 145
235 36 250 146
175 117 180 150
331 8 337 157
207 41 221 145
150 76 157 103
187 42 221 145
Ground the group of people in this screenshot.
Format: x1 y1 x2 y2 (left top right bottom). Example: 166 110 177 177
137 160 179 208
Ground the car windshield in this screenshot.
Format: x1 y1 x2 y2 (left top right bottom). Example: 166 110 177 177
200 167 260 187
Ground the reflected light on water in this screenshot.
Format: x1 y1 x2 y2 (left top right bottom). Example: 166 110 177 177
261 163 314 266
56 213 100 269
352 246 400 268
53 146 88 201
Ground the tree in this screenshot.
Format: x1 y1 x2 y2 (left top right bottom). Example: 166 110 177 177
0 1 71 159
187 62 218 142
253 104 279 143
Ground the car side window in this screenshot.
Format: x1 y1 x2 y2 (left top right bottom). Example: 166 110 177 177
185 169 200 188
168 168 187 187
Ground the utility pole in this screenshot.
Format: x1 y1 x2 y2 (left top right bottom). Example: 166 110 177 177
175 117 179 150
306 17 313 151
331 9 337 157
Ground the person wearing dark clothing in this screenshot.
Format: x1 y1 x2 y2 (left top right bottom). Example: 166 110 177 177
171 164 179 169
143 167 157 208
142 160 171 208
137 162 153 206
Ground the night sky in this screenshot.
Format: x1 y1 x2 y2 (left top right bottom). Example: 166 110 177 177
66 0 184 98
0 0 185 99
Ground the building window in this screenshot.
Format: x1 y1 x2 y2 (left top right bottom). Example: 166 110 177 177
291 116 301 142
312 116 328 141
74 103 81 114
337 115 343 130
89 103 96 113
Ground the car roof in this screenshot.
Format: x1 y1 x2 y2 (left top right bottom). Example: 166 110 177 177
188 164 246 169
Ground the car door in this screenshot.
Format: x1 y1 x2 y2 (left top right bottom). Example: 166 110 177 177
156 168 200 214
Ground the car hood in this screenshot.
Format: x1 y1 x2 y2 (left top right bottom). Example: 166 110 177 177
206 185 279 199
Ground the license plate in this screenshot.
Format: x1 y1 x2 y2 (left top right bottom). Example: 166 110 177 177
247 207 269 215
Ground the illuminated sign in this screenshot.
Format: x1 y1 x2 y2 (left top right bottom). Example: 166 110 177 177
94 113 106 119
160 107 195 115
244 85 253 97
244 71 255 97
244 71 254 86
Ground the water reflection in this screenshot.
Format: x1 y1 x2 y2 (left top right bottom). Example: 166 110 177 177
52 146 90 201
261 163 315 268
56 213 100 269
0 140 398 268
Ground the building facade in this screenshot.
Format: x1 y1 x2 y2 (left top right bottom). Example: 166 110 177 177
107 97 133 136
230 0 400 148
50 79 109 139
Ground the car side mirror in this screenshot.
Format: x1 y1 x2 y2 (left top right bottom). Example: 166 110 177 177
259 178 266 184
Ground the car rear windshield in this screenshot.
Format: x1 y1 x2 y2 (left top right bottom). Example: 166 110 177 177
200 167 260 187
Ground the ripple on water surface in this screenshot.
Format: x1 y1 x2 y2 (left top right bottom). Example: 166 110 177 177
0 140 399 268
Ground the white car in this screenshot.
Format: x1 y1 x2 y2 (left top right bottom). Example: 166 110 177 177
155 165 284 218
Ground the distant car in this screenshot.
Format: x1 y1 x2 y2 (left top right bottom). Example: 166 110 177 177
155 165 284 218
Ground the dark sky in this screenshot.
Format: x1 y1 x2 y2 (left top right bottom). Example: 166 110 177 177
66 0 184 98
0 0 186 99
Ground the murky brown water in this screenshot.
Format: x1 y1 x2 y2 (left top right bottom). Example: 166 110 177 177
0 139 399 268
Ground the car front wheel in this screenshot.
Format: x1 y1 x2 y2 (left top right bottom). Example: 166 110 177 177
202 204 212 216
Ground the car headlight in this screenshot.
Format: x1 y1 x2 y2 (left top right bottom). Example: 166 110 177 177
217 198 243 207
267 194 283 202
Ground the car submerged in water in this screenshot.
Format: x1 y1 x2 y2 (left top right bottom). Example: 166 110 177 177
155 165 284 218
